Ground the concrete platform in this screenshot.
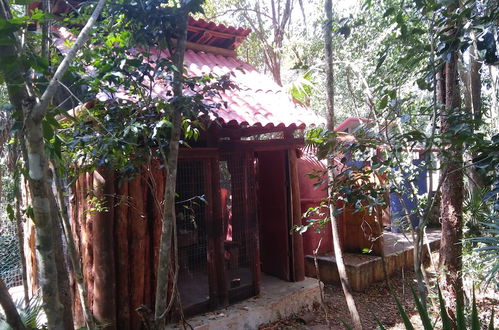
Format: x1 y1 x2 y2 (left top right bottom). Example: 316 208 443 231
305 229 441 291
168 275 321 330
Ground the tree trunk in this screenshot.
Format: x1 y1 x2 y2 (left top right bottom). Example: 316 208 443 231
54 166 95 330
23 99 66 330
0 277 27 330
461 44 485 194
13 142 30 308
438 51 464 321
154 9 189 327
0 1 106 328
50 193 75 329
324 1 362 329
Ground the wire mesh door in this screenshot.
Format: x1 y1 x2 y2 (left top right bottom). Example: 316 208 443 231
220 152 259 303
176 159 210 311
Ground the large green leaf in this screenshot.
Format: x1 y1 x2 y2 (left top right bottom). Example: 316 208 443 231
392 293 415 330
437 286 453 330
410 285 433 330
471 287 481 330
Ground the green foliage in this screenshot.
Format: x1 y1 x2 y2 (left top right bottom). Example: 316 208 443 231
50 0 237 176
0 291 44 330
346 285 496 330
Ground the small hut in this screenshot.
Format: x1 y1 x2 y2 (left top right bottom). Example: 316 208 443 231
24 16 324 329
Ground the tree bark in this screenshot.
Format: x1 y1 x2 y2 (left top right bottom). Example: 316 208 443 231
0 0 106 327
49 192 75 329
12 142 30 308
54 166 95 330
115 179 131 330
154 7 189 328
0 277 27 330
438 51 464 320
324 1 362 329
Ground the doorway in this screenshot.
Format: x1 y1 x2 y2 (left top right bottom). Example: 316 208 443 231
256 150 292 281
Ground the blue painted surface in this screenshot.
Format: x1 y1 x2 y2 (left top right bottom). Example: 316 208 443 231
390 159 427 232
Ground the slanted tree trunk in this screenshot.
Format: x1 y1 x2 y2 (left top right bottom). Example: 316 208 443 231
438 49 464 321
154 7 189 328
0 277 27 330
324 1 362 329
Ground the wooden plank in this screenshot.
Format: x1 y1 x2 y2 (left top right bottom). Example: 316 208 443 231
128 175 146 330
92 167 117 329
143 175 152 309
218 126 303 138
178 148 219 159
246 152 261 294
288 149 305 281
184 41 236 57
114 177 130 330
219 138 304 153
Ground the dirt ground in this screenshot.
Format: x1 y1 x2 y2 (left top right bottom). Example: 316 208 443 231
259 265 498 330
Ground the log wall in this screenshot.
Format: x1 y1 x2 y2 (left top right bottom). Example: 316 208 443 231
69 166 166 329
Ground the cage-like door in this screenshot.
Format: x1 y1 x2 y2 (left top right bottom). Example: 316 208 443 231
220 152 259 303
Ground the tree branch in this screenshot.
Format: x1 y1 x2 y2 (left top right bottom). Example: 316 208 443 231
33 0 107 120
0 277 27 330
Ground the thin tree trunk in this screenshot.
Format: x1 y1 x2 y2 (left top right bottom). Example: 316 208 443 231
0 277 27 330
489 65 499 131
49 192 75 329
154 7 189 328
461 44 485 194
53 165 95 330
22 100 65 330
12 141 30 307
438 50 464 322
324 1 362 329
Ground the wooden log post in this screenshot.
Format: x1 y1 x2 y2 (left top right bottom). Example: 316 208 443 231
81 173 94 312
129 175 147 329
114 177 130 330
92 167 117 329
288 148 305 281
142 176 152 309
70 181 84 326
246 152 261 293
82 173 94 310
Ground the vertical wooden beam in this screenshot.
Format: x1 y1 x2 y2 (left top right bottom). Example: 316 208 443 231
128 175 146 330
208 156 228 307
92 167 117 329
143 177 152 309
288 148 305 281
114 177 130 330
83 172 94 311
70 181 83 326
247 152 261 294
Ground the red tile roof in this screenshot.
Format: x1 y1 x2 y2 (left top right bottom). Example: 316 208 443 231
54 25 323 130
182 49 323 129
